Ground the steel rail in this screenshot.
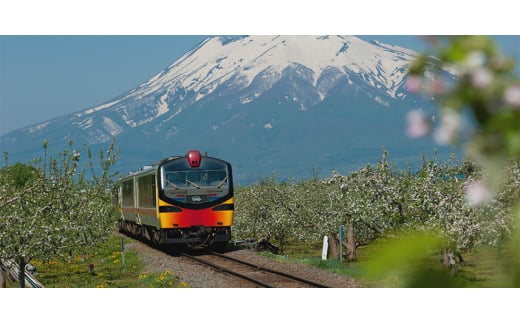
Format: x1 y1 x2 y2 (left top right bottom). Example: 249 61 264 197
181 253 275 287
210 251 330 288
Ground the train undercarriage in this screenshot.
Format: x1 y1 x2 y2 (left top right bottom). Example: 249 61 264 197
118 220 231 249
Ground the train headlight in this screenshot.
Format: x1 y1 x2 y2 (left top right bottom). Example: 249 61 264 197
187 150 201 168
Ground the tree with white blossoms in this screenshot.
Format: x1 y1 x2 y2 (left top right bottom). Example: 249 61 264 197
467 160 520 249
296 174 347 258
291 174 335 237
233 148 518 283
404 154 476 269
322 152 400 258
234 175 303 253
235 150 438 261
0 139 119 287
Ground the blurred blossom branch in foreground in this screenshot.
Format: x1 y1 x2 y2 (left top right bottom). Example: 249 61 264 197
464 180 493 206
406 35 520 201
406 110 431 138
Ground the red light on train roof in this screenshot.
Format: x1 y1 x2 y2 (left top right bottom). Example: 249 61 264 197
187 150 201 168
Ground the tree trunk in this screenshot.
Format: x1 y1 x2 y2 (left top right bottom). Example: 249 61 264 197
346 223 356 262
456 252 465 266
18 257 26 288
441 248 449 268
0 265 6 288
328 233 339 260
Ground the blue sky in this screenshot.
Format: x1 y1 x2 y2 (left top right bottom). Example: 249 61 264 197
0 35 209 135
1 35 518 136
1 2 519 136
0 35 429 135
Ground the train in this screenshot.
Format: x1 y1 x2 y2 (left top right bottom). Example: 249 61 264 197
117 150 234 249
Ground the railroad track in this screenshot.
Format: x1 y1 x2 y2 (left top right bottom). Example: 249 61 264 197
181 251 330 288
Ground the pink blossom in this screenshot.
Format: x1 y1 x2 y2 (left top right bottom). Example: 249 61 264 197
428 77 445 95
406 110 431 138
504 85 520 108
405 75 423 93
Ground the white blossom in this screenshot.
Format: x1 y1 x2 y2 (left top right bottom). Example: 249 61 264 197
504 85 520 108
433 109 461 145
464 181 492 207
463 51 487 70
406 110 431 138
471 68 493 88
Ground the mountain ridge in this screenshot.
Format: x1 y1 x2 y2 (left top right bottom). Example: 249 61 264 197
0 35 453 184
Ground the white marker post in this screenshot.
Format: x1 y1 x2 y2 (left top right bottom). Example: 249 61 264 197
321 235 328 260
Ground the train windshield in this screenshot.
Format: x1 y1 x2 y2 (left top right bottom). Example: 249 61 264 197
165 169 228 188
160 157 231 204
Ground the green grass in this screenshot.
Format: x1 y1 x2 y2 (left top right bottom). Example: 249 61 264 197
452 245 519 287
11 233 516 288
28 235 189 288
266 236 519 288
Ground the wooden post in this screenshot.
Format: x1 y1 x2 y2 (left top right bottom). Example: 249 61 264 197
329 233 339 260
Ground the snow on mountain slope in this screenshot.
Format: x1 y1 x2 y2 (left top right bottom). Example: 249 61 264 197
70 36 417 128
144 35 415 99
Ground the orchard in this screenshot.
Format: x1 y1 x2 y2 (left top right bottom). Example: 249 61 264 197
0 139 120 287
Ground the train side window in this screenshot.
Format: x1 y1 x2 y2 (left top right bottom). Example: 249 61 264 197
152 175 156 207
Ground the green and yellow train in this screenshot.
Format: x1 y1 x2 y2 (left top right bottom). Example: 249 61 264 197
118 150 234 249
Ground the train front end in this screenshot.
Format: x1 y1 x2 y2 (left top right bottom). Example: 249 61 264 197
158 150 234 248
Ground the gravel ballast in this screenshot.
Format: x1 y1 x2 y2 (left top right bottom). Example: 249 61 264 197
126 240 362 288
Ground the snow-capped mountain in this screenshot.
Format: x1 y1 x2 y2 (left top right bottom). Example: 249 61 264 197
0 35 450 184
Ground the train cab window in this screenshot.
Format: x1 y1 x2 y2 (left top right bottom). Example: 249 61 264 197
164 170 227 188
167 172 187 187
